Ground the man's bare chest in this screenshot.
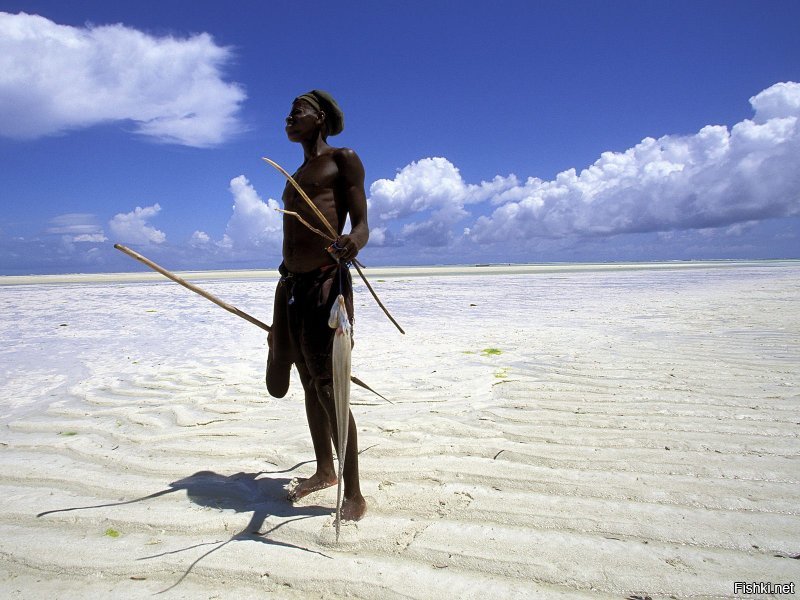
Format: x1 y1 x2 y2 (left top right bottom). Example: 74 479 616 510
288 157 339 197
283 157 339 213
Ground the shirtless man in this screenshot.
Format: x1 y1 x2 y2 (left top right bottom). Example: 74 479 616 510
266 90 368 521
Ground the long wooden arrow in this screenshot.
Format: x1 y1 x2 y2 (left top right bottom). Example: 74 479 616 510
114 244 390 402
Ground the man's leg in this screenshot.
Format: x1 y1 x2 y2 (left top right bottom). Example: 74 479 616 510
287 363 337 501
266 279 292 398
313 378 367 521
289 365 367 520
287 267 365 519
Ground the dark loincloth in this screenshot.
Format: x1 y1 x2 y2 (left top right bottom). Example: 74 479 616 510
266 262 353 397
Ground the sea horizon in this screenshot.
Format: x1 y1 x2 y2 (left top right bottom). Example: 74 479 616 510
1 258 798 286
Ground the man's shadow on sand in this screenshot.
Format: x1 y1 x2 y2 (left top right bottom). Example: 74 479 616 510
37 464 333 593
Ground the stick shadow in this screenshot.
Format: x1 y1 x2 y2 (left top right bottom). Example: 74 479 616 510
37 466 334 593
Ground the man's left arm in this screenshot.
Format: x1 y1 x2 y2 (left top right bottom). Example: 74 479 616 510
334 148 369 262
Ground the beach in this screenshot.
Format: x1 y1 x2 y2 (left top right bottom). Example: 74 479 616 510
1 262 798 599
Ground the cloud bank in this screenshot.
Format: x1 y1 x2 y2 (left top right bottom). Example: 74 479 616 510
369 82 800 250
2 83 797 274
0 12 246 146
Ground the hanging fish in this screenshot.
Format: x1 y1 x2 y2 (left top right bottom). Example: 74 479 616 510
328 293 352 542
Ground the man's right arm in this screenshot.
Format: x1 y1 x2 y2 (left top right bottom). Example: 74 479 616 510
334 148 369 262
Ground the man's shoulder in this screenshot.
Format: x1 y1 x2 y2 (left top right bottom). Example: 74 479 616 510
331 147 365 179
331 146 361 162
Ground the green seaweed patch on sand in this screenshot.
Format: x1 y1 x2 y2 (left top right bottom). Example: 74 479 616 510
481 348 503 356
59 431 78 436
494 367 510 379
104 528 121 538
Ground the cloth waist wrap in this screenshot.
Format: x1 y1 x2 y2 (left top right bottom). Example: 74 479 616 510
266 262 353 397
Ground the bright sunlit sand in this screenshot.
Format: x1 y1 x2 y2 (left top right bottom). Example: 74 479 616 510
1 262 798 598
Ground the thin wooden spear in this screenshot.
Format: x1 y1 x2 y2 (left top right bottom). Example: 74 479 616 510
114 244 271 331
113 244 390 402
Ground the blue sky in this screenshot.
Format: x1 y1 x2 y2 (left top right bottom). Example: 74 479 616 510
1 0 799 274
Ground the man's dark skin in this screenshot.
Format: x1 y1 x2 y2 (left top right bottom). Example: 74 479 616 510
281 97 369 521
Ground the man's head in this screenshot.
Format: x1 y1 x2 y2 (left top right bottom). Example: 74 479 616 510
285 89 344 141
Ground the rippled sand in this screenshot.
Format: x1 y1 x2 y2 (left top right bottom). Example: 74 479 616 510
1 263 798 598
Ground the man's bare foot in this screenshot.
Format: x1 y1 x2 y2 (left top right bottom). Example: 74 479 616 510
287 472 337 502
341 495 367 521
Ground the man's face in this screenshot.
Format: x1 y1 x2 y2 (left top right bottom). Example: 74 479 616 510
285 100 321 142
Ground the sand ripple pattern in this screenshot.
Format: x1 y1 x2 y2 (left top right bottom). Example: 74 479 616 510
1 264 799 598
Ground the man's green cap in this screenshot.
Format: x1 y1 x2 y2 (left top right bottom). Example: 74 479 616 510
294 89 344 136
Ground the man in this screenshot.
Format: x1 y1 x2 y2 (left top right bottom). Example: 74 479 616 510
266 90 368 521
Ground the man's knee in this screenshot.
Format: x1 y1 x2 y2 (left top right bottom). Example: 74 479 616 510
314 378 334 404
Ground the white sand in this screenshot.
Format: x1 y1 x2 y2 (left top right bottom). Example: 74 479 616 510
1 262 798 599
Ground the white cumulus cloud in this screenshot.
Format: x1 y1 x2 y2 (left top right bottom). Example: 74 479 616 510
109 204 166 244
189 230 211 247
0 12 246 146
368 157 517 246
368 226 387 246
219 175 283 251
175 176 282 264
